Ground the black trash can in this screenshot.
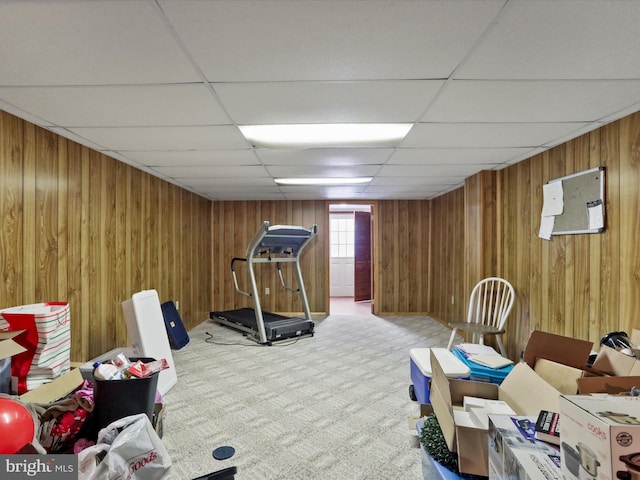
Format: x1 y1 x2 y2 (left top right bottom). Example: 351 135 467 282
92 357 159 432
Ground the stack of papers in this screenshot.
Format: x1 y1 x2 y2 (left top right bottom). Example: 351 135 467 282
468 354 514 369
455 343 513 369
457 343 499 356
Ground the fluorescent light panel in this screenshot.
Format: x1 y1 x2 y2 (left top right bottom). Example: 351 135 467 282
275 177 372 186
240 123 412 148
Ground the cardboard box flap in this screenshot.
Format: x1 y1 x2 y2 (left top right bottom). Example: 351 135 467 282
456 425 490 477
498 362 560 415
592 345 639 376
534 358 584 394
429 349 456 451
429 349 499 453
577 375 640 394
19 368 83 404
0 330 27 361
522 330 592 370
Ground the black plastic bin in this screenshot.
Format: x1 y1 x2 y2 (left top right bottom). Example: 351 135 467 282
92 357 159 432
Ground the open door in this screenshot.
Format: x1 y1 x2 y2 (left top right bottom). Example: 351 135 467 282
354 211 372 302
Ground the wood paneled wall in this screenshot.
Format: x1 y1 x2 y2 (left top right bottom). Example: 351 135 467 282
211 201 326 314
376 200 431 314
0 111 212 362
429 111 640 360
427 188 466 323
465 170 499 290
499 113 640 358
4 105 639 365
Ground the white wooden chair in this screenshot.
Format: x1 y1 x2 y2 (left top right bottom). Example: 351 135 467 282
446 277 515 357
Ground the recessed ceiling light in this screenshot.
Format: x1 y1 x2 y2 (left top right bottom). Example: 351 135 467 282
239 123 412 148
274 177 373 186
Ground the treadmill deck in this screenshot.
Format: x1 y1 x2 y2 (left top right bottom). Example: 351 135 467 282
210 308 314 343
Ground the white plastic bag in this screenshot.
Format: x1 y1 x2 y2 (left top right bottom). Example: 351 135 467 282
78 413 171 480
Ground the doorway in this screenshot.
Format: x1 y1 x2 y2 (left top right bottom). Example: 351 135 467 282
327 202 375 315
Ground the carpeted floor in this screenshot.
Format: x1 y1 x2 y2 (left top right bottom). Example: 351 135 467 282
161 312 458 479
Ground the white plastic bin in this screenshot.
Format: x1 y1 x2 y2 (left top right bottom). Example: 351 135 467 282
410 347 470 404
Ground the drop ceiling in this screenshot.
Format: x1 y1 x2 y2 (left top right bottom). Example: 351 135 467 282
1 0 639 201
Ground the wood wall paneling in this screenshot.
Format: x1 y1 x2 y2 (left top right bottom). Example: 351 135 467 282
210 201 326 315
0 110 212 362
4 108 640 365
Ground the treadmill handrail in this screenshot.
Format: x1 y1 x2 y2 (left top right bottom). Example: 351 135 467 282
276 262 299 293
230 257 251 297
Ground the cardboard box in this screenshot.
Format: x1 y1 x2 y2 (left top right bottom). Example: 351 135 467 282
429 349 562 476
488 414 561 480
524 330 640 396
522 330 593 371
592 345 640 376
560 394 640 480
431 329 640 477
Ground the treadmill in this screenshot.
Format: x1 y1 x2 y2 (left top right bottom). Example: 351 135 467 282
210 221 317 345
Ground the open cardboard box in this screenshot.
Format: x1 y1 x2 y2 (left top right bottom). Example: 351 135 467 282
430 329 640 477
429 348 562 476
524 330 640 395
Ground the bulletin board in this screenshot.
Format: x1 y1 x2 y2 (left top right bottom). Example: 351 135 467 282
548 167 605 235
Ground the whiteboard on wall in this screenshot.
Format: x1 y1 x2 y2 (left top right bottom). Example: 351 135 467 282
548 167 605 235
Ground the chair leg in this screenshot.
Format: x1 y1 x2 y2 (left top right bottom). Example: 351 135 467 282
447 328 458 350
496 335 506 357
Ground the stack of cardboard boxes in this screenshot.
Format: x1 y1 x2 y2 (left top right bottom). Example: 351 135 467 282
427 329 640 479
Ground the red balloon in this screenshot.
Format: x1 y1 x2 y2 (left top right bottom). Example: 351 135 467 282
0 397 35 454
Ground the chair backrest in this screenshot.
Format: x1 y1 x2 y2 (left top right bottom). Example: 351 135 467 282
466 277 515 330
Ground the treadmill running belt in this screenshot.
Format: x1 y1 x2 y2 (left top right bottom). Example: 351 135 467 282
210 308 314 343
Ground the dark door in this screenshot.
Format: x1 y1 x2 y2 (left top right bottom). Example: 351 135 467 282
354 211 372 302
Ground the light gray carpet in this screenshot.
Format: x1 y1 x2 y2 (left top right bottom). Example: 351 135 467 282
161 312 457 479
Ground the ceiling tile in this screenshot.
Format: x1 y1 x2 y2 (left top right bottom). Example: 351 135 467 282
0 85 230 127
160 0 504 81
388 147 535 165
422 80 640 122
379 164 495 177
1 0 638 202
215 80 443 125
457 0 640 80
362 186 438 199
266 165 380 178
123 150 259 167
66 126 249 150
206 190 286 201
0 1 200 85
368 176 458 187
402 122 589 148
255 148 393 166
279 185 367 198
370 175 463 186
153 165 268 179
179 177 276 188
